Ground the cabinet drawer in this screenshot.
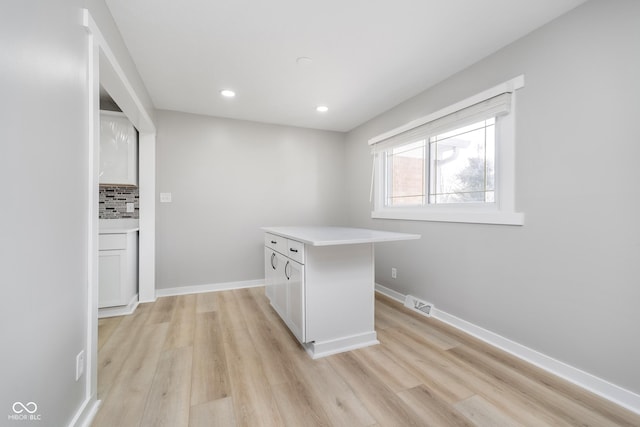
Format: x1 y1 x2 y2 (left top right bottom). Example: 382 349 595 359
265 233 287 254
99 233 127 250
287 239 305 264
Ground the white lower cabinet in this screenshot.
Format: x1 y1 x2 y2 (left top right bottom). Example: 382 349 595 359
265 232 378 359
264 248 285 316
99 232 138 308
99 251 127 307
284 258 305 343
263 226 419 359
264 246 305 343
264 250 276 302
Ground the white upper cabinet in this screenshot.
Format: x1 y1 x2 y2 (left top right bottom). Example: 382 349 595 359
100 111 137 186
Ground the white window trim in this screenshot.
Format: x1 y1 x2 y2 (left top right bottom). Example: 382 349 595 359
369 76 525 226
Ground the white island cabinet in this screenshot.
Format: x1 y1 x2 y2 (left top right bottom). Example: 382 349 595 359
263 226 420 359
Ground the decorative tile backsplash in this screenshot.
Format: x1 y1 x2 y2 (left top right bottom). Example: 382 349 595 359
99 186 139 219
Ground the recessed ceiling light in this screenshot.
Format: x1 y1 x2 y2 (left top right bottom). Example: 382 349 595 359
316 105 329 113
220 89 236 98
296 56 313 66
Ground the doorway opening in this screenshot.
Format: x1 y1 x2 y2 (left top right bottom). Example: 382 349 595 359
84 9 156 408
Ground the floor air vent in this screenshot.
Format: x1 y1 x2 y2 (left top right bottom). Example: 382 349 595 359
404 295 434 317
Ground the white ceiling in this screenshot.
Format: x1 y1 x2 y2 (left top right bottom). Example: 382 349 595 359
106 0 586 132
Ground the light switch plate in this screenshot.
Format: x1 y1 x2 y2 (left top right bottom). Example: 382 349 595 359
160 192 172 203
126 202 135 212
75 350 85 381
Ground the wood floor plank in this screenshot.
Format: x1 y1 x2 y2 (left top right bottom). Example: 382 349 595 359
376 327 476 404
454 394 525 427
164 294 197 350
350 345 422 393
397 384 475 427
378 322 582 426
449 343 630 427
248 287 309 354
224 328 284 427
189 397 237 427
93 288 640 427
288 357 377 427
236 288 298 386
373 312 395 331
327 351 425 426
219 291 284 427
466 336 640 427
190 311 231 405
97 302 152 399
382 300 600 425
443 345 577 426
375 298 580 426
376 296 460 350
250 288 377 427
196 291 218 313
98 315 123 350
271 379 334 427
140 346 193 427
93 322 170 427
146 295 178 325
216 290 248 332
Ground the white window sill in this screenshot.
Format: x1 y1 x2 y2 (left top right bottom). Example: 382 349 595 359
371 209 524 226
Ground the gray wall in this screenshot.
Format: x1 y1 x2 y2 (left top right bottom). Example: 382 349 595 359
0 1 153 425
155 110 347 289
0 3 87 424
345 0 640 394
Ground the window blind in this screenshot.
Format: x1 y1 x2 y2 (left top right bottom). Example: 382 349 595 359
370 92 512 154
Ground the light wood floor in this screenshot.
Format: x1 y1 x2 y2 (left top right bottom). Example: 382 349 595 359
94 287 640 426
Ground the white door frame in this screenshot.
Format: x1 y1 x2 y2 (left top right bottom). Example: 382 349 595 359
82 9 156 409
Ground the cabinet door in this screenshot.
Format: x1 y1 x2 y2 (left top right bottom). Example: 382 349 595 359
265 249 287 319
100 112 137 186
264 248 277 301
273 252 287 319
124 233 138 304
285 259 305 343
98 250 126 308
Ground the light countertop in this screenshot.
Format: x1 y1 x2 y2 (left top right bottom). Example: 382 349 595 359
262 226 420 246
99 219 139 234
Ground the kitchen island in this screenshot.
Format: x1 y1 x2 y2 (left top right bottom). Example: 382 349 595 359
263 226 420 358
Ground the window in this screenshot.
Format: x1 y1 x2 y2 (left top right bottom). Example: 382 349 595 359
370 76 524 225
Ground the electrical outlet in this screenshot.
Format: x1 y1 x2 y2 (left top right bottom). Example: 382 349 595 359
126 202 135 213
75 350 85 381
391 267 397 279
160 192 172 203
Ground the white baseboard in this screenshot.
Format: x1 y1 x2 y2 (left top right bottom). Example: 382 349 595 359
305 331 379 360
374 283 640 415
156 279 264 297
98 294 139 319
68 397 100 427
375 283 406 302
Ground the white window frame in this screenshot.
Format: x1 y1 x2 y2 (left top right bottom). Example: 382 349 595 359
369 75 525 226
